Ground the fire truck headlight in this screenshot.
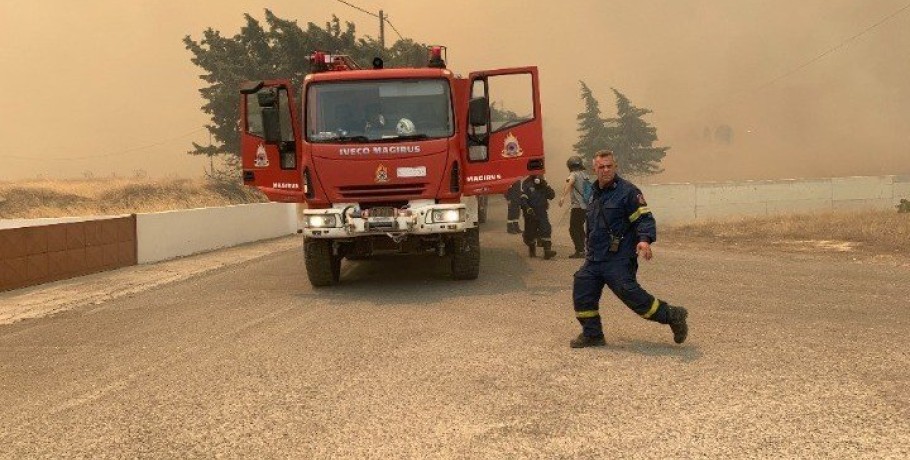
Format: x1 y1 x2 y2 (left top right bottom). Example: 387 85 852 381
306 215 337 228
431 209 465 223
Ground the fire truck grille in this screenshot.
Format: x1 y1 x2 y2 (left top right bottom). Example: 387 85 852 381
369 207 396 218
338 183 428 200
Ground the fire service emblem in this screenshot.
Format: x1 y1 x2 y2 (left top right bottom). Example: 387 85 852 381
254 143 269 167
501 132 523 158
375 164 389 183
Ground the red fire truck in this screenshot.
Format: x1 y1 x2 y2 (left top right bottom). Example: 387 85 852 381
240 48 545 286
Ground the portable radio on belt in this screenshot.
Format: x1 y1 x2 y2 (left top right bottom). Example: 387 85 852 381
598 202 629 253
609 235 622 253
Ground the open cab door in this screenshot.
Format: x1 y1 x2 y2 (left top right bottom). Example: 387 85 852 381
240 80 306 203
463 67 544 195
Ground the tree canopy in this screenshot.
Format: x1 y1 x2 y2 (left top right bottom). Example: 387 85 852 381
606 88 668 176
572 81 613 167
183 10 429 158
572 83 669 176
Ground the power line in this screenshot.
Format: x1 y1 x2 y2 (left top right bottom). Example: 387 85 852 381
384 16 404 41
6 127 207 162
703 1 910 114
332 0 406 42
334 0 380 18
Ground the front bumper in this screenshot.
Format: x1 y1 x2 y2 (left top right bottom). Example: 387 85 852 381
302 203 470 239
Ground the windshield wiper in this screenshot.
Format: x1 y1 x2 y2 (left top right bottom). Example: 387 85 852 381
312 135 369 143
374 134 429 142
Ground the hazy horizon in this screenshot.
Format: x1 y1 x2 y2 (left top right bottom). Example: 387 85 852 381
2 0 908 184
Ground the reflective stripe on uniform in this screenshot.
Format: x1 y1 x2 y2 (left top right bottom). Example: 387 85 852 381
576 310 600 319
507 219 519 224
641 298 660 319
629 206 651 223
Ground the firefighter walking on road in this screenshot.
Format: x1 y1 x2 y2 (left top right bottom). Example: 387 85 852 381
570 150 689 348
520 174 557 259
505 179 522 234
558 155 591 258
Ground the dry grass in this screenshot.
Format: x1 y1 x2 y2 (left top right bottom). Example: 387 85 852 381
665 210 910 255
0 178 267 219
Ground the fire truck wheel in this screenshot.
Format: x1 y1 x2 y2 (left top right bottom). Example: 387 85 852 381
305 238 341 287
451 228 480 280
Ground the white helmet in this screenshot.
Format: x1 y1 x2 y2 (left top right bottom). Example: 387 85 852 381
396 118 416 136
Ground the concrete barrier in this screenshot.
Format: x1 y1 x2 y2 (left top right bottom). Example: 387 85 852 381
892 175 910 207
1 216 137 292
639 183 696 225
136 203 297 264
638 174 906 223
0 215 128 230
832 176 893 201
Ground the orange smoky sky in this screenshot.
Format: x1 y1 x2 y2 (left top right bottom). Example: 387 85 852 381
1 0 908 182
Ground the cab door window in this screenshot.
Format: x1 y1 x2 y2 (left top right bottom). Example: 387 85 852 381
245 88 295 142
486 73 535 132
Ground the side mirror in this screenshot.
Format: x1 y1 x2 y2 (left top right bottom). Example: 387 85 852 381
262 107 282 143
240 81 265 95
469 97 490 127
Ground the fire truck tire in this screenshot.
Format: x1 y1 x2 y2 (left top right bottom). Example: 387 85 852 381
451 228 480 280
305 239 340 287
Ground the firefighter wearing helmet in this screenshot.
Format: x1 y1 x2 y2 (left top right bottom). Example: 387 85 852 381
558 155 592 258
566 155 584 170
519 174 557 259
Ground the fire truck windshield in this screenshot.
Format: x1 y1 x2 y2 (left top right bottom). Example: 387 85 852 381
306 79 453 143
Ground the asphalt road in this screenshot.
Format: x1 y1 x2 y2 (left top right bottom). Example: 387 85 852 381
1 201 908 458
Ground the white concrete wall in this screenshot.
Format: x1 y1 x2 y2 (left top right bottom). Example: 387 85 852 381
889 175 910 206
136 203 298 264
640 183 697 224
641 175 907 224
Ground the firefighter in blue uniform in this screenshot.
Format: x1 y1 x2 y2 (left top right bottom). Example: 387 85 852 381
570 150 689 348
520 174 557 259
505 179 522 234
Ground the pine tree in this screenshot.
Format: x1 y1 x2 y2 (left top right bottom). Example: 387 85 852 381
572 81 612 167
606 88 669 176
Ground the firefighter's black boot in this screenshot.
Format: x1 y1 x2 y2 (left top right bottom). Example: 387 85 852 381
542 241 557 260
506 222 518 234
668 306 689 344
570 333 606 348
528 245 536 258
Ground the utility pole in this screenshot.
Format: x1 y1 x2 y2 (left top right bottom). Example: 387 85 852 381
379 10 385 49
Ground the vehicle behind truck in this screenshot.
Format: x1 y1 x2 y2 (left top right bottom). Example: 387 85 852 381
240 48 545 286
